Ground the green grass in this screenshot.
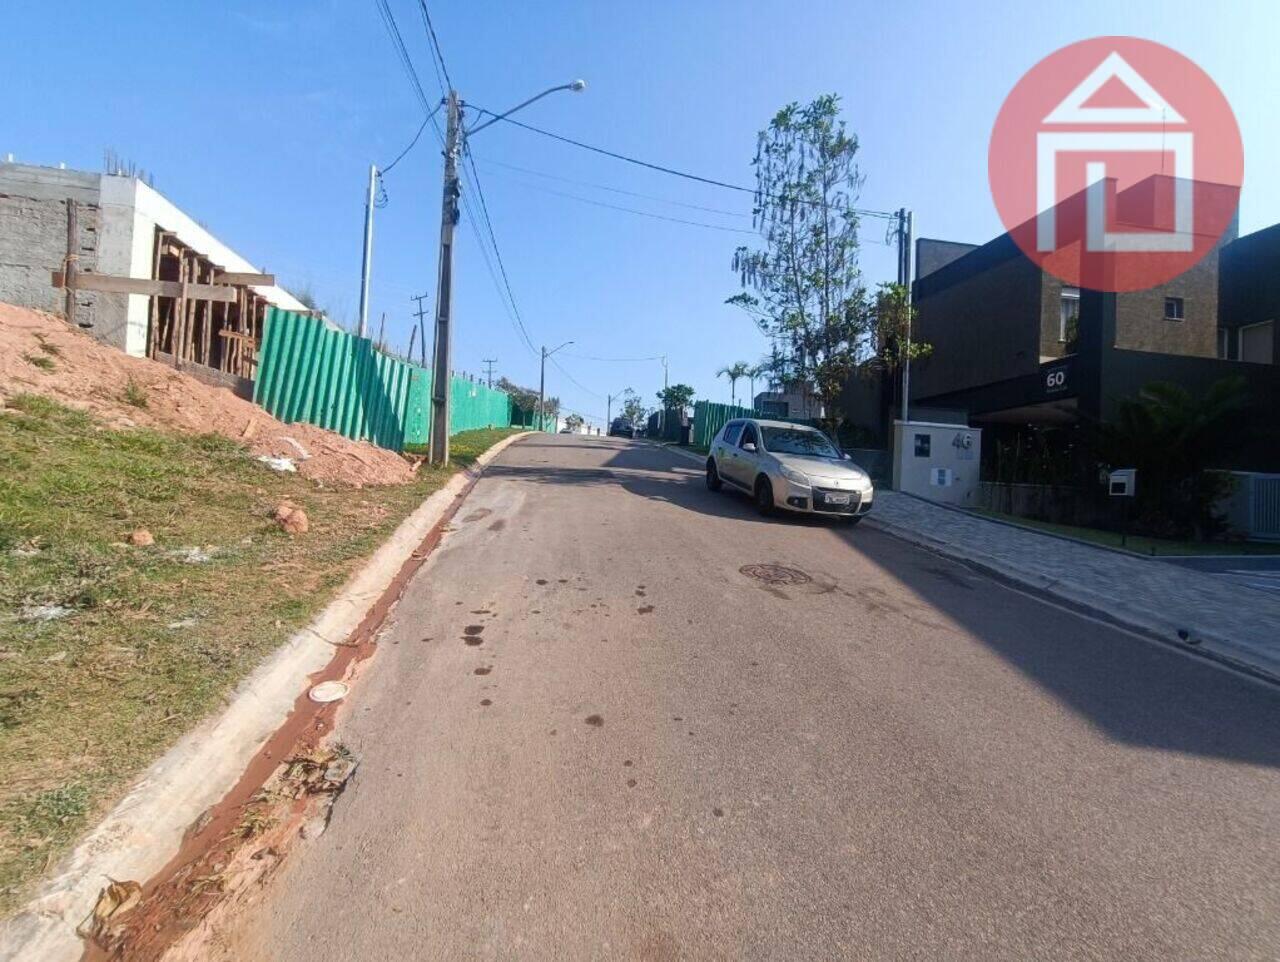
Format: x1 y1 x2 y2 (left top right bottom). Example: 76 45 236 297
0 396 521 910
971 508 1280 556
21 354 53 373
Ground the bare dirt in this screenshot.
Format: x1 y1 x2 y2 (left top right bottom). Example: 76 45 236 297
1 303 416 487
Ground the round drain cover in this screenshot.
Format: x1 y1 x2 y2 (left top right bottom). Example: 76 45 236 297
308 681 349 703
739 564 812 586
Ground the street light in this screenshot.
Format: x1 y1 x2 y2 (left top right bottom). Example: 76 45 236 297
427 79 587 464
538 340 574 432
466 80 588 137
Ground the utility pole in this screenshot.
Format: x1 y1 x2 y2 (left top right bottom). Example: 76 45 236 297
482 358 497 387
539 346 548 432
896 208 915 424
538 340 573 432
427 92 461 464
358 164 377 337
411 292 430 367
657 355 669 436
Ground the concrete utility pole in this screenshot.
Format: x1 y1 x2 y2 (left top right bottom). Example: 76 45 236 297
358 164 377 337
426 80 584 459
427 92 461 464
896 208 915 424
539 341 573 432
482 358 497 387
411 292 430 367
657 355 668 435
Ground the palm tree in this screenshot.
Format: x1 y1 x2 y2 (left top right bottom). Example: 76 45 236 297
717 361 752 408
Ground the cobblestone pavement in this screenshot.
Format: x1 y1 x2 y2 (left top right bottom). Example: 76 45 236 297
868 491 1280 681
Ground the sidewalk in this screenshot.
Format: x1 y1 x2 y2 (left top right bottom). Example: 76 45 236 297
868 491 1280 682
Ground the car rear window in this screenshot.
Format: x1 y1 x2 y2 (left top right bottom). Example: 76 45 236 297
722 422 743 445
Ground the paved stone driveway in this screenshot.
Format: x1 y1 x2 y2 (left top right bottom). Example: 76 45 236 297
868 491 1280 681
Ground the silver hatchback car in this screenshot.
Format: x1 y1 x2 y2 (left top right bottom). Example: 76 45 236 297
705 418 874 522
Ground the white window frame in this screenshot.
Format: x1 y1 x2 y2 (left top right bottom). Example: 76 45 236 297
1164 296 1185 321
1058 286 1080 343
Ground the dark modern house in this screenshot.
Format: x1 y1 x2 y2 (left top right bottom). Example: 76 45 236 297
844 176 1280 475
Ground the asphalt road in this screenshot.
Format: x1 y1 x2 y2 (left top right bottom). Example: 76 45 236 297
231 434 1280 961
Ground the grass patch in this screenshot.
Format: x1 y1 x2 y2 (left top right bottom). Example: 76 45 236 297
970 508 1280 556
22 354 54 373
0 396 520 910
33 336 61 359
122 378 148 409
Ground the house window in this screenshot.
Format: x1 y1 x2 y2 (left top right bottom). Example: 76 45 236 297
1164 297 1185 321
1058 287 1080 343
914 433 931 458
1239 320 1274 365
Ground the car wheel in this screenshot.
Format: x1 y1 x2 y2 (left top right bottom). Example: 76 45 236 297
706 460 722 491
753 476 774 516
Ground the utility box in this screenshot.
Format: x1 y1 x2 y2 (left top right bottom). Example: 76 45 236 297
1108 468 1137 497
891 420 982 506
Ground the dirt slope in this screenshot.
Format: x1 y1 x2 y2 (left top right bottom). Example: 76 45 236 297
0 303 415 487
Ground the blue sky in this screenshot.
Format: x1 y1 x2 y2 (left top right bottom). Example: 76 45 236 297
4 1 1277 425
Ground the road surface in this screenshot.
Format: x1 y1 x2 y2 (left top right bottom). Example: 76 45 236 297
231 434 1280 960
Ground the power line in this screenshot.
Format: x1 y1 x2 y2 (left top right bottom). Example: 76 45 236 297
415 0 454 94
471 155 750 217
379 100 444 174
467 106 898 221
372 0 432 113
549 355 605 400
563 351 665 362
479 174 757 234
459 145 539 354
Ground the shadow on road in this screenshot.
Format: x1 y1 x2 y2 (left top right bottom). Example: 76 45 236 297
490 436 1280 769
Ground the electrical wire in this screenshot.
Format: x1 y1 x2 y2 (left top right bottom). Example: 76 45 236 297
563 352 664 362
372 0 432 113
379 101 444 174
415 0 454 94
470 155 750 218
478 174 757 234
549 355 605 400
467 107 899 221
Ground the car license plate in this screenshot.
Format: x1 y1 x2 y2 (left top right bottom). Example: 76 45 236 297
824 492 851 505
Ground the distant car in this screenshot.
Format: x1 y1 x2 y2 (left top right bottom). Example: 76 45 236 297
705 418 874 523
608 418 635 438
559 427 573 434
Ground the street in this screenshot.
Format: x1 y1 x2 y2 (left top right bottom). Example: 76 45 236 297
230 434 1280 961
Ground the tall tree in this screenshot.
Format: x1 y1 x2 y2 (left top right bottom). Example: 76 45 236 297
621 388 647 426
657 383 696 416
866 282 932 410
717 361 752 407
727 95 869 422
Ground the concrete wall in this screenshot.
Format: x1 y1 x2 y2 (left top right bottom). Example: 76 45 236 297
891 420 983 506
1 162 308 357
0 164 106 328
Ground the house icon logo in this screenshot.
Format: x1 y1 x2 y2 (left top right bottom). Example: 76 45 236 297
988 37 1243 292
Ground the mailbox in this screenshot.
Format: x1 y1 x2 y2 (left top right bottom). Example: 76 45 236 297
1108 468 1136 497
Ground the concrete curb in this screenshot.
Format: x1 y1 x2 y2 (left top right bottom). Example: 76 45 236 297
0 431 533 962
865 514 1280 687
655 441 1278 685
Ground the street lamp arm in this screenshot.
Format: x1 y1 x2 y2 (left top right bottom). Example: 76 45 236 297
466 80 586 137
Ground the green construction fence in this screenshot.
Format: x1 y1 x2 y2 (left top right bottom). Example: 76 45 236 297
254 307 515 452
692 399 759 448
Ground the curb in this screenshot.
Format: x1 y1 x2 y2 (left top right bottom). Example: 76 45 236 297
0 431 533 962
864 514 1280 687
654 442 1279 685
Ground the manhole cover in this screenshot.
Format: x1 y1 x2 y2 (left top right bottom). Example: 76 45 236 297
739 564 811 586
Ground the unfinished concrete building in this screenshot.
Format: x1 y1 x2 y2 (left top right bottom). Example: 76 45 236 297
0 160 308 384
